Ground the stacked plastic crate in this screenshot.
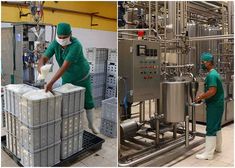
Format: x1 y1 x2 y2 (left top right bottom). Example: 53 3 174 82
86 48 108 107
53 84 85 160
105 49 117 99
100 97 117 138
4 84 62 166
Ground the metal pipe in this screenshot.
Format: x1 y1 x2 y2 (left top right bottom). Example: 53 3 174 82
139 102 142 123
164 1 167 71
119 32 138 37
119 135 194 167
148 1 151 40
155 2 158 35
189 34 234 42
143 101 145 122
180 1 184 34
185 115 189 147
228 1 234 34
149 100 151 119
119 29 150 31
192 106 196 134
155 99 160 145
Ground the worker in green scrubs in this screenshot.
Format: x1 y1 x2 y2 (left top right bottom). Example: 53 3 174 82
38 22 99 134
194 52 224 160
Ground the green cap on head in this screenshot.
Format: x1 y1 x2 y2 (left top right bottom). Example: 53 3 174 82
57 23 71 36
201 52 213 62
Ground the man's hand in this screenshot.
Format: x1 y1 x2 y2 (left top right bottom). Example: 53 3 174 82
45 82 53 92
38 56 49 74
193 96 201 103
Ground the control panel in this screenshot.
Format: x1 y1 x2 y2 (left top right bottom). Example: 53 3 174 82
119 40 160 103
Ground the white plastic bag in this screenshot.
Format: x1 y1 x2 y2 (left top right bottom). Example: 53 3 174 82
22 89 54 100
38 64 52 80
53 83 85 93
6 84 37 95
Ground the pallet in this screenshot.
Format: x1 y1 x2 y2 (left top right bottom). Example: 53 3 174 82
1 131 105 167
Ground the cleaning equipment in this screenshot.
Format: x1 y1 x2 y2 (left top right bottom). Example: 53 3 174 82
37 64 52 80
196 136 216 160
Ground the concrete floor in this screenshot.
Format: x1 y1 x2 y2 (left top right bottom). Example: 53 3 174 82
140 123 234 167
1 108 117 167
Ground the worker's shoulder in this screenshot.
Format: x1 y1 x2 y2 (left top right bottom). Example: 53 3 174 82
207 69 221 79
71 37 82 48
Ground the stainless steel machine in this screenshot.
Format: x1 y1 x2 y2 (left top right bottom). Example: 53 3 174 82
1 23 56 87
118 1 234 166
118 40 161 103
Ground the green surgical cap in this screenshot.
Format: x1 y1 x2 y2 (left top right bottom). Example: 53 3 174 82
201 52 213 61
57 23 71 36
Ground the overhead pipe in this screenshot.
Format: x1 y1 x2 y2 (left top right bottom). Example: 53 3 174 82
2 1 116 21
189 34 234 42
148 1 151 40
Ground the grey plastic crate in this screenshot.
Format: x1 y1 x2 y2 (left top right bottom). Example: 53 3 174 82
107 61 117 76
86 48 108 63
3 84 38 116
89 62 107 74
19 93 62 126
100 118 117 138
61 110 84 138
60 131 83 160
91 73 106 86
105 86 116 99
106 74 116 87
108 49 117 62
5 112 20 138
53 86 85 117
101 97 117 122
92 85 105 99
6 132 21 159
19 119 61 152
94 97 103 108
20 141 61 167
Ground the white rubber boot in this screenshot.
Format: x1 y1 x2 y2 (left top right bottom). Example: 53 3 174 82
196 136 216 160
215 130 222 153
86 109 100 134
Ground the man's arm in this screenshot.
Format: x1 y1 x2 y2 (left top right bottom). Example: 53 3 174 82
45 60 71 92
194 87 217 103
38 56 49 73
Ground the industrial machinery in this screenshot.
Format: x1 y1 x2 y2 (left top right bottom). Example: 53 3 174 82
118 1 234 166
1 23 56 87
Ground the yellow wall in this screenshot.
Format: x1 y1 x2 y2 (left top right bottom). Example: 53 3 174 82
1 1 117 32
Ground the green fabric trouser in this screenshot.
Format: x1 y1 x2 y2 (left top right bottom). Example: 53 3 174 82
63 75 95 110
206 102 224 136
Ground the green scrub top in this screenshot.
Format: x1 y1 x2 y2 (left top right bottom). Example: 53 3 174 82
204 69 224 136
43 37 94 110
204 69 224 105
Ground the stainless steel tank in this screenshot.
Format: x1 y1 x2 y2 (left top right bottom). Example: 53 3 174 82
160 81 190 123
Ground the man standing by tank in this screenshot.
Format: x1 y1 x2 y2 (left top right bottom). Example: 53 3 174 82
194 52 224 160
